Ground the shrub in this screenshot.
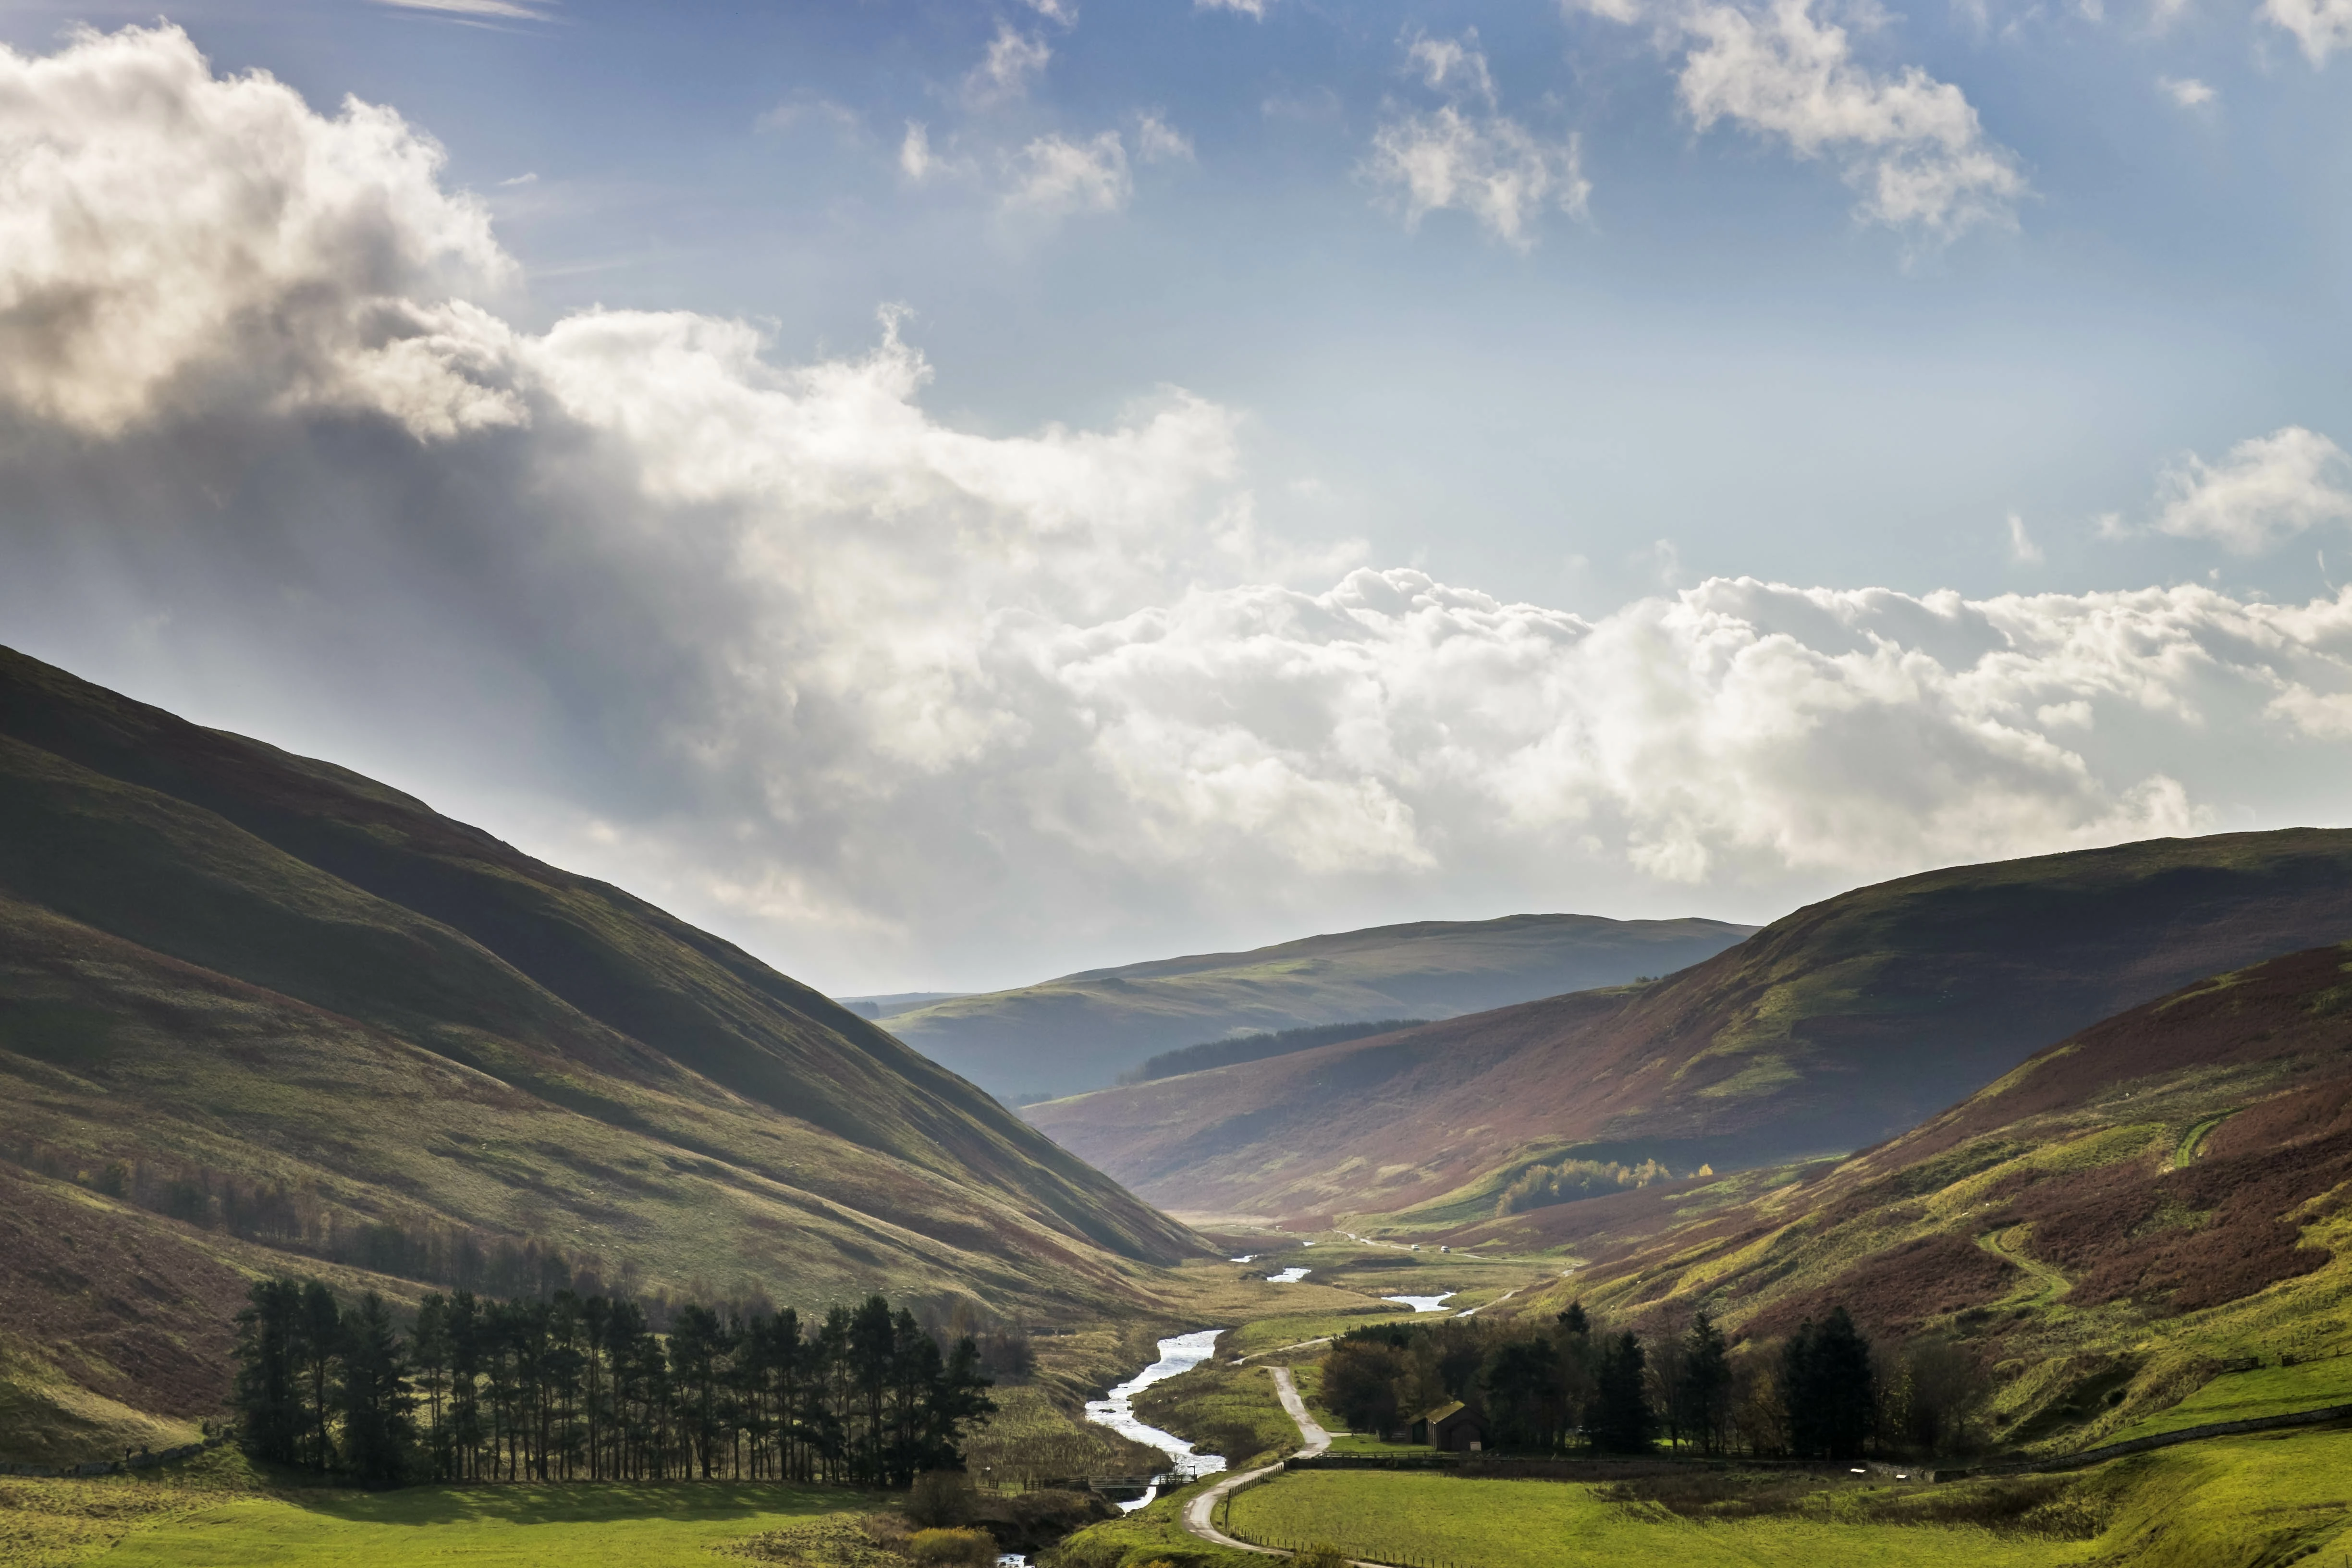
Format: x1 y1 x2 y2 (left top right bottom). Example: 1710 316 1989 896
909 1527 998 1568
1291 1544 1349 1568
908 1471 978 1529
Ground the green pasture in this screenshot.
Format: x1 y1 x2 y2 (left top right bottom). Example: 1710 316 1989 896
2105 1354 2352 1442
1225 1425 2352 1568
1225 1470 2090 1568
94 1482 852 1567
2086 1428 2352 1568
1220 1311 1414 1359
0 1449 863 1568
1053 1479 1262 1568
1132 1362 1299 1465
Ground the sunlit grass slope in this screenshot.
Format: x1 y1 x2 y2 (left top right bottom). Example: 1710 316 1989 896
1225 1431 2352 1568
0 1447 859 1568
1230 1470 2089 1568
0 645 1201 1460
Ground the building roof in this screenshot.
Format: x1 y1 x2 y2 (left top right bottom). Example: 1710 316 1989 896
1421 1401 1468 1424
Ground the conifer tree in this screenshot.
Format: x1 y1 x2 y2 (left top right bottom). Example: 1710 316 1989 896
232 1279 306 1466
1677 1311 1731 1457
1588 1332 1653 1452
1783 1307 1874 1459
339 1292 416 1484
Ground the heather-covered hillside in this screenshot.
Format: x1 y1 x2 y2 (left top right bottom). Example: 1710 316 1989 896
0 646 1200 1461
1503 939 2352 1452
1029 829 2352 1221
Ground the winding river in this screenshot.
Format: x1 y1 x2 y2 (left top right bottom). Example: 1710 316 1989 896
1081 1329 1229 1511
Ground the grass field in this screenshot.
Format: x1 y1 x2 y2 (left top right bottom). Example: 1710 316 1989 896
95 1483 855 1567
1225 1470 2090 1568
1225 1426 2352 1568
2083 1428 2352 1568
1130 1362 1299 1465
962 1386 1164 1489
0 1448 867 1568
1219 1311 1412 1359
2105 1353 2352 1442
1051 1478 1265 1568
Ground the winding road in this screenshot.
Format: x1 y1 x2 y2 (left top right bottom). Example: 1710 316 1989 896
1182 1366 1328 1556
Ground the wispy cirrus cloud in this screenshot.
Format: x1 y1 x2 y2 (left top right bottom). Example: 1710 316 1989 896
1364 30 1588 249
369 0 555 20
1575 0 2025 242
965 22 1052 106
1005 130 1132 214
2261 0 2352 63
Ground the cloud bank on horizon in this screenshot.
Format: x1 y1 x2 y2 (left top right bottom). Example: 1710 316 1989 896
4 24 2352 992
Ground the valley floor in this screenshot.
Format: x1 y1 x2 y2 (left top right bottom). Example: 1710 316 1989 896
0 1450 862 1568
1063 1236 2352 1568
1227 1470 2089 1568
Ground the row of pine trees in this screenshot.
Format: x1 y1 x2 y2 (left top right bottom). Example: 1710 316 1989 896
1326 1302 1951 1460
233 1279 994 1487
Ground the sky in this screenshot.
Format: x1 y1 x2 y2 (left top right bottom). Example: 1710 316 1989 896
1 0 2350 995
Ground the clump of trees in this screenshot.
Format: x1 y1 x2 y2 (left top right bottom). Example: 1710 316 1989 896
1495 1157 1707 1217
233 1278 993 1488
1320 1300 1983 1462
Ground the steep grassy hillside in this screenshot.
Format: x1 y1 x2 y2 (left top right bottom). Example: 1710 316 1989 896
1026 830 2352 1221
886 914 1755 1100
1504 938 2352 1453
0 646 1200 1461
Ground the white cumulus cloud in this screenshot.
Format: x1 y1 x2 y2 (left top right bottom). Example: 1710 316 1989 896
2156 427 2352 552
0 23 520 438
10 24 2352 990
2156 75 2217 107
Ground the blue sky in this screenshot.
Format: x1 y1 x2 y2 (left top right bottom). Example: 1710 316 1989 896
24 0 2345 606
2 0 2351 991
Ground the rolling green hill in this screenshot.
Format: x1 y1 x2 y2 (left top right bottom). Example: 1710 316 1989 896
0 646 1201 1463
1025 829 2352 1222
883 914 1756 1101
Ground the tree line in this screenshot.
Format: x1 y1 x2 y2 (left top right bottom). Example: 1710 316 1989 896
1322 1301 1984 1460
233 1278 995 1488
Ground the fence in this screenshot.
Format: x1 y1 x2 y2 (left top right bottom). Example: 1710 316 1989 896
1227 1530 1477 1568
0 1436 224 1480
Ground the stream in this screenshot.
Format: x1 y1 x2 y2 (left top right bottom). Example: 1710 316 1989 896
1081 1329 1229 1512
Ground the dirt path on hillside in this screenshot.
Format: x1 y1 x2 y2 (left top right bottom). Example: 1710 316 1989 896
1978 1224 2070 1308
1182 1366 1333 1559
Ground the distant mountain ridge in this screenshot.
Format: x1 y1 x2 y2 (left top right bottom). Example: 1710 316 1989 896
1024 828 2352 1222
884 913 1758 1100
0 646 1199 1460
